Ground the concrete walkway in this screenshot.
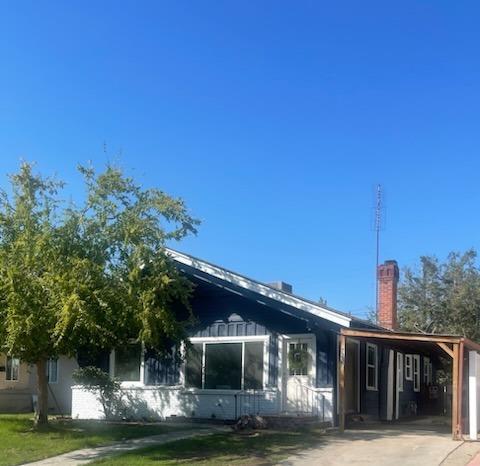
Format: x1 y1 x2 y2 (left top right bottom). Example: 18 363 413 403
279 425 463 466
24 425 227 466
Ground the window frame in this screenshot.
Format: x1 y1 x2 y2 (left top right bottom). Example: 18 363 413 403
366 343 378 391
46 358 59 384
110 343 145 386
423 356 432 385
5 355 20 382
397 352 404 392
185 335 269 391
405 354 413 381
288 341 309 376
413 354 420 392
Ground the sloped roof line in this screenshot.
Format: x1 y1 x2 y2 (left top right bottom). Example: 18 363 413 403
166 248 356 328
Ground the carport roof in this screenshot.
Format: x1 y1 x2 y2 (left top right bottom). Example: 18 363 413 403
341 327 480 353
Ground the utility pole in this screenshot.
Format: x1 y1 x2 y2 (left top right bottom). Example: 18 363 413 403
375 184 382 320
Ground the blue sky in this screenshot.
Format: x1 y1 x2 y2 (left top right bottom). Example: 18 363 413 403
1 2 480 318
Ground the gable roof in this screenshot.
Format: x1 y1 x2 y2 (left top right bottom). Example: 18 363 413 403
166 248 376 329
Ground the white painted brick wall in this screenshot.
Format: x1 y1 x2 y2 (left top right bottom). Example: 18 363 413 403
72 386 334 422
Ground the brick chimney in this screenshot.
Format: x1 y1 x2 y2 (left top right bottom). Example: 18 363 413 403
377 260 399 330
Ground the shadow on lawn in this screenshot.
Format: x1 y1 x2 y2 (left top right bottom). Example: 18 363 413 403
96 429 330 466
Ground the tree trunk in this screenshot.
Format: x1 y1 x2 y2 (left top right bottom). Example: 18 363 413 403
35 358 49 427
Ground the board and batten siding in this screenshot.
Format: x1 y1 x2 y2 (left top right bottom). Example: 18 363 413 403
72 278 340 421
357 340 440 420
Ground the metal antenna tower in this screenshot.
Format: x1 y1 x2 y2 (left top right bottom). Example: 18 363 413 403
375 184 382 318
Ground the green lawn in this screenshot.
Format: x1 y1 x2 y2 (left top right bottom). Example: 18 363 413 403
0 414 193 466
91 427 328 466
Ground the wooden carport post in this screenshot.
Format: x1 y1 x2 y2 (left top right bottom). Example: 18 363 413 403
452 342 462 440
339 333 346 433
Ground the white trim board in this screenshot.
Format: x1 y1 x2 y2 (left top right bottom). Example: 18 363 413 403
166 248 352 327
386 350 394 421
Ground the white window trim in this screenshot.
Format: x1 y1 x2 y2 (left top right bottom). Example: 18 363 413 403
47 358 59 384
397 352 404 392
5 355 20 382
405 354 413 381
366 343 378 391
413 354 420 392
186 335 270 391
110 344 145 387
424 356 432 385
281 333 317 383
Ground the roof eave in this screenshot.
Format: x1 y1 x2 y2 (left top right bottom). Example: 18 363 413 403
166 248 352 328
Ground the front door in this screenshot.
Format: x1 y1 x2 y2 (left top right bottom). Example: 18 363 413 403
285 337 313 413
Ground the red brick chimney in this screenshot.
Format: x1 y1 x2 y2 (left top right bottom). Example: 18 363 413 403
377 260 399 330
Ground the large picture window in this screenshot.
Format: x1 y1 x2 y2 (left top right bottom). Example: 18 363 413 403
6 356 19 381
366 343 378 391
185 339 266 390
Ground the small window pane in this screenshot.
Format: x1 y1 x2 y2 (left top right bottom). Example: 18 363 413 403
397 353 403 392
185 343 203 388
366 344 377 390
405 355 412 380
47 358 58 383
367 366 376 388
413 355 420 392
205 343 242 389
367 346 376 366
6 356 19 381
244 341 264 389
289 343 309 376
115 344 141 381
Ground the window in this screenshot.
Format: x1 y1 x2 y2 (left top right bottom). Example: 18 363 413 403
185 339 265 390
244 341 265 389
46 358 58 383
423 357 432 385
288 342 309 376
205 343 242 389
185 343 203 388
397 352 404 392
366 343 378 391
6 356 19 381
413 354 420 392
405 355 413 381
113 343 142 382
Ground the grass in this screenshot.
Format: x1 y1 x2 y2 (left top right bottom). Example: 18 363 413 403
0 414 194 466
91 427 329 466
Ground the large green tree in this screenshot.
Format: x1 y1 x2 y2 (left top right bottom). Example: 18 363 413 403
0 163 198 425
398 249 480 340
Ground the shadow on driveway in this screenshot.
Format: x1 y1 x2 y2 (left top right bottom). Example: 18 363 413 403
280 419 457 466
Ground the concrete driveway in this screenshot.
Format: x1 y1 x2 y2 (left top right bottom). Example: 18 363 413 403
279 423 469 466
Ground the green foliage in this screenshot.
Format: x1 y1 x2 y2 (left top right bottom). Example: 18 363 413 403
288 346 309 372
72 366 121 420
0 161 198 360
0 162 199 423
398 249 480 340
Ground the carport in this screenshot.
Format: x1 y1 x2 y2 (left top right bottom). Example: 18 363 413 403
338 328 480 440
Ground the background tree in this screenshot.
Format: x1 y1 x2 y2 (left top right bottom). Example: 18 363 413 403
0 162 199 426
398 249 480 340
